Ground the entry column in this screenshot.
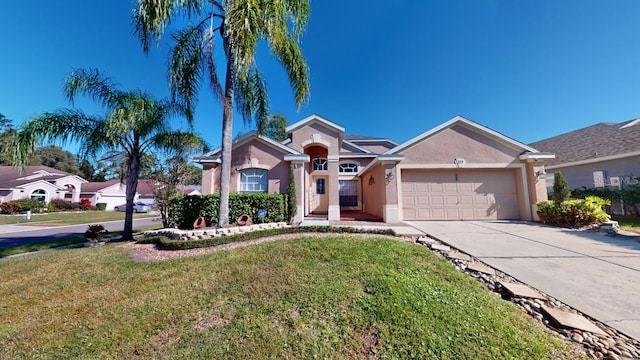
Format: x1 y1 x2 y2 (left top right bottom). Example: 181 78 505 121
327 155 340 221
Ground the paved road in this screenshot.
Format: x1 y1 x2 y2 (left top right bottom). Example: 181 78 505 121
407 220 640 341
0 217 161 248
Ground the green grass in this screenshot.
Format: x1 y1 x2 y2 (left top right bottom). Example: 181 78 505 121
0 211 155 226
0 237 576 359
612 215 640 233
0 224 163 258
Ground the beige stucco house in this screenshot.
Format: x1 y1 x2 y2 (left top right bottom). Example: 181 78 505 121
195 115 553 223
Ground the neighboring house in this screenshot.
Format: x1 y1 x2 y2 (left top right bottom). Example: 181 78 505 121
195 114 552 223
181 185 202 196
79 179 127 210
0 166 87 204
529 118 640 193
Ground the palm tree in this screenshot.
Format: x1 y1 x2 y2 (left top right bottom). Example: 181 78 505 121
133 0 310 227
12 69 207 240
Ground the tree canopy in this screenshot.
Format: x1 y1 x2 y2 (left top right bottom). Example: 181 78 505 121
13 69 207 240
133 0 310 226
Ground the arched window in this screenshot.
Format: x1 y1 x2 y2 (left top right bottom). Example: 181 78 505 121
339 163 359 173
30 189 47 202
312 158 328 171
239 169 268 193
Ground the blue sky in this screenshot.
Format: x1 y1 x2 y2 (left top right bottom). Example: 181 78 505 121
2 1 640 154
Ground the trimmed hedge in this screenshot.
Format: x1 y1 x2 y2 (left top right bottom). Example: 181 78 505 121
139 226 397 251
168 193 287 229
536 196 611 227
95 203 107 211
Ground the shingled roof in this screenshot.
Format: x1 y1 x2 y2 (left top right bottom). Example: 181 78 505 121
529 119 640 166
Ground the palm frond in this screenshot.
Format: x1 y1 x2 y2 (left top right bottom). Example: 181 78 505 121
12 110 101 168
133 0 178 52
169 24 208 121
235 66 269 129
64 69 126 110
151 130 208 155
225 0 262 72
267 33 310 109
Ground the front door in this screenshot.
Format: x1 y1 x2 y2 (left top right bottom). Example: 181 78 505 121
311 175 329 214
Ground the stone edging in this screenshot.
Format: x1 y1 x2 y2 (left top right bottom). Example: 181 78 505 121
143 222 291 241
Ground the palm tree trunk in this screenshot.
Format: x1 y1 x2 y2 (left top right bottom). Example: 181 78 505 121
218 57 236 228
123 155 141 240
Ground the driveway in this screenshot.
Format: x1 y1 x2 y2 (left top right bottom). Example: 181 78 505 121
407 220 640 341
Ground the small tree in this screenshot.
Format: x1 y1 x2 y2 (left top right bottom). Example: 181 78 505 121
147 155 204 228
287 164 297 223
552 171 571 203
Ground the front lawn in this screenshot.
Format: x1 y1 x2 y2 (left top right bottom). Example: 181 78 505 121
0 211 155 226
0 237 575 359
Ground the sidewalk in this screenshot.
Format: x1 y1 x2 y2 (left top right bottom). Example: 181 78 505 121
0 223 53 234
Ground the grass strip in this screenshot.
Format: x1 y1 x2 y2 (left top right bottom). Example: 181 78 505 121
612 215 640 233
0 212 155 225
139 226 396 250
0 236 87 258
1 224 164 258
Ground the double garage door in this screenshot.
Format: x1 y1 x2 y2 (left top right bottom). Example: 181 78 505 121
402 169 520 220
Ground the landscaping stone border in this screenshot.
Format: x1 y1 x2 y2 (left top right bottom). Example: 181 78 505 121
143 222 291 241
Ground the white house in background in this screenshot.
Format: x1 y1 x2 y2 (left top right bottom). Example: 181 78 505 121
79 179 128 210
0 166 86 204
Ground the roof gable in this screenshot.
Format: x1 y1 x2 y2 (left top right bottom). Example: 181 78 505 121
285 114 345 134
385 115 538 155
80 179 123 193
194 131 301 163
341 140 371 154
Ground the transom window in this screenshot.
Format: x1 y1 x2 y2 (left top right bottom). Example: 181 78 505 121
339 163 359 173
312 158 328 171
239 169 268 193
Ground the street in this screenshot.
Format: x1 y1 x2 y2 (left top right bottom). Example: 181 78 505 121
0 217 161 248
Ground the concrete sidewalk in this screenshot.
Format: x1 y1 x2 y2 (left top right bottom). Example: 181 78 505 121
0 223 54 234
407 220 640 341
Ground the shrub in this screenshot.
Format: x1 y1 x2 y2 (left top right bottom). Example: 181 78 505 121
95 203 107 211
80 198 92 210
0 201 21 215
49 199 74 211
287 164 297 223
84 224 109 242
168 193 287 229
536 196 611 226
14 199 47 213
551 171 571 203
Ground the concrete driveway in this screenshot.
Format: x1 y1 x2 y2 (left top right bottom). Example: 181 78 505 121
407 220 640 340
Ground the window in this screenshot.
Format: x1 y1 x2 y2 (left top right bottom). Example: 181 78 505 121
339 163 359 173
30 189 47 202
316 178 326 194
312 158 327 171
239 169 268 193
339 180 358 207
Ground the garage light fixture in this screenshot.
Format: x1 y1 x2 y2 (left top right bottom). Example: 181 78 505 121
385 171 394 183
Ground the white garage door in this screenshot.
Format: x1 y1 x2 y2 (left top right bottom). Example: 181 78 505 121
402 169 520 220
